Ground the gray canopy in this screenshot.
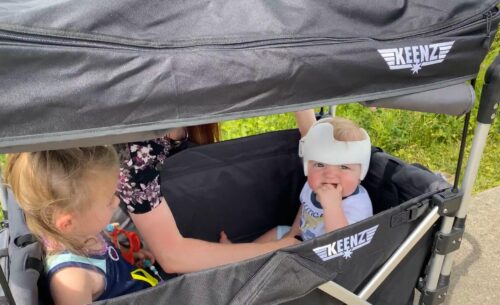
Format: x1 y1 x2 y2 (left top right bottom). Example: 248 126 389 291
0 0 498 152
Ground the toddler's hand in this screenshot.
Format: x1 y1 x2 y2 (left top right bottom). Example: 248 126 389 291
133 249 156 268
219 231 232 244
316 183 343 209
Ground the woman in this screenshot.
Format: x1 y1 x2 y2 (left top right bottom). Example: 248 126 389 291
116 122 304 273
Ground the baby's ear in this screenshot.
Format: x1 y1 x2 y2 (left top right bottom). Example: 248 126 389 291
54 213 74 233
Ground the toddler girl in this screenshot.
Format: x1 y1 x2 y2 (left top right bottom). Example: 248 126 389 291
3 147 155 305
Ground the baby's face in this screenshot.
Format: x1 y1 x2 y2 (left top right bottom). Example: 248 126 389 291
307 161 361 197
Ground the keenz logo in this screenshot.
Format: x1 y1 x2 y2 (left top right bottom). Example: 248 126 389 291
378 41 455 74
313 225 379 261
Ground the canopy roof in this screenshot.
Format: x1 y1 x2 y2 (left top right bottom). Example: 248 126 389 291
0 0 498 152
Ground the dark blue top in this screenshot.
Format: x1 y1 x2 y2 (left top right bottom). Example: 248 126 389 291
45 240 151 301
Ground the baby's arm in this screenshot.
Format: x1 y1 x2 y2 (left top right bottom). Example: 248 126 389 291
283 206 302 239
294 110 316 137
50 267 98 305
316 184 349 232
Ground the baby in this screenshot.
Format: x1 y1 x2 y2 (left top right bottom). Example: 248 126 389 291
220 116 373 243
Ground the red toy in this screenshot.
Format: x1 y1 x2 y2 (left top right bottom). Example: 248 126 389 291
105 223 141 265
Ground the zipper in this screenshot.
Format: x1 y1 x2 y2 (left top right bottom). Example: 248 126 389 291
0 29 369 51
483 9 495 48
377 6 499 41
0 5 497 50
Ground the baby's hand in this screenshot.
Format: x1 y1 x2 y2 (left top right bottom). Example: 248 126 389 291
133 249 155 268
219 231 232 244
316 184 343 209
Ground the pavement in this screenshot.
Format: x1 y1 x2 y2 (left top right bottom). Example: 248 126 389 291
413 186 500 305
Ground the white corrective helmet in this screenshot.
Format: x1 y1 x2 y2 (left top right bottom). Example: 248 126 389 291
298 118 371 180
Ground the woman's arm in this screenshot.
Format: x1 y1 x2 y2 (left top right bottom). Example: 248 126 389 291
294 110 316 137
130 198 298 274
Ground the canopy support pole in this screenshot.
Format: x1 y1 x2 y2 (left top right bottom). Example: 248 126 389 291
421 57 500 304
318 282 371 305
317 207 440 304
358 207 440 300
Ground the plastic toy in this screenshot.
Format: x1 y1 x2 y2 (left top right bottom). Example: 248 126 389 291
105 223 141 265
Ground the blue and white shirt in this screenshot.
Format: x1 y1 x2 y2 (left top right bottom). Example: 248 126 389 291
299 183 373 240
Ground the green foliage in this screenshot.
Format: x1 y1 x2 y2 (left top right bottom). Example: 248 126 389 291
221 113 297 140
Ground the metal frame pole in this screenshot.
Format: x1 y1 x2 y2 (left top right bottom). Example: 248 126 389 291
359 207 440 300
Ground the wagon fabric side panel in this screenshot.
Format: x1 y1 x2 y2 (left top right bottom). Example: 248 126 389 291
92 201 438 305
161 129 305 243
93 130 449 305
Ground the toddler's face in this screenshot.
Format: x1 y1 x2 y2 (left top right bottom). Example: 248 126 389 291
71 169 120 238
307 161 361 197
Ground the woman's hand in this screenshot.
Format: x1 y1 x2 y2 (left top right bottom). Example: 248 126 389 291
165 127 187 141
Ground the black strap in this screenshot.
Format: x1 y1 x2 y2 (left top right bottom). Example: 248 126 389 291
13 234 37 247
25 257 44 274
0 265 16 305
390 201 430 227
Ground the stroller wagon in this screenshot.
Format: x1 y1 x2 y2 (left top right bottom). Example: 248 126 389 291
0 1 499 304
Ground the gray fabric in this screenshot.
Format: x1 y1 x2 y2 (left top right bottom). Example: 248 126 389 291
0 224 10 303
363 83 476 115
0 0 498 152
6 190 42 305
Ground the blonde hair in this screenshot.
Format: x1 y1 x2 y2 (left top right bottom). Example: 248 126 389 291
2 147 118 254
328 117 366 141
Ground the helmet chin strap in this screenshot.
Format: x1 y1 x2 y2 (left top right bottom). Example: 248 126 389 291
299 119 371 180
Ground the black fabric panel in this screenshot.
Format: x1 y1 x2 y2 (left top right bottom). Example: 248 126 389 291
137 130 451 305
6 190 42 305
0 129 449 305
367 225 436 305
0 1 499 151
161 129 305 243
0 1 496 43
93 199 437 305
363 149 451 214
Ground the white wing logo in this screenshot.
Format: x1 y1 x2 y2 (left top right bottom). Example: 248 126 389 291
313 225 379 261
378 41 455 74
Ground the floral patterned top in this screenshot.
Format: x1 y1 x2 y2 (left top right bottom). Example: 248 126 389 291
116 136 188 214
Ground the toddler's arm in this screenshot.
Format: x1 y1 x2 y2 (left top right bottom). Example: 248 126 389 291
50 267 97 305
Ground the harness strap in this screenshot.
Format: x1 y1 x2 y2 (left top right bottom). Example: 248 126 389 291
14 234 37 248
25 257 44 274
0 265 16 305
390 201 430 227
